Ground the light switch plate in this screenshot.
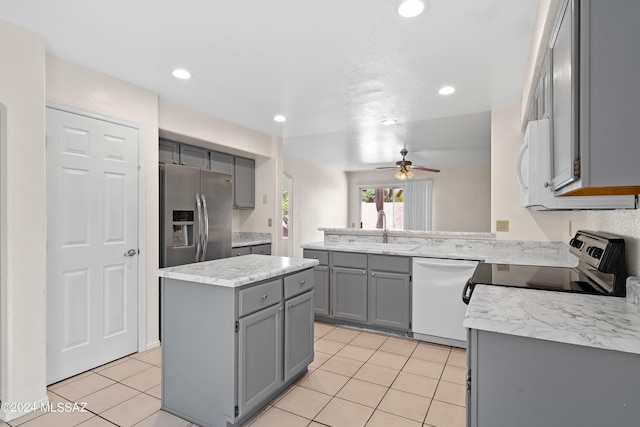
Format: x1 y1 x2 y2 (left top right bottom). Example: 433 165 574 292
496 220 509 232
268 218 272 227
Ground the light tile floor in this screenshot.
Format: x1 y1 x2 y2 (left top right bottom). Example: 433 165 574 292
2 322 466 427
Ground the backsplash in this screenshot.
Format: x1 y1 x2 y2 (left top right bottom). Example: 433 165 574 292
232 232 271 245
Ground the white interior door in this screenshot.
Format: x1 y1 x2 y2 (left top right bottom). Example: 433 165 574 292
46 107 139 384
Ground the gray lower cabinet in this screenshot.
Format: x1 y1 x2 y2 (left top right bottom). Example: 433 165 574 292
369 270 411 330
324 251 411 332
467 329 640 427
283 291 314 382
161 270 314 427
233 156 255 209
250 244 271 255
238 302 283 415
231 246 251 257
302 250 330 316
331 266 368 322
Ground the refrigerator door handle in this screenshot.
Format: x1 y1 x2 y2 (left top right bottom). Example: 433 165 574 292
201 194 210 261
195 193 203 262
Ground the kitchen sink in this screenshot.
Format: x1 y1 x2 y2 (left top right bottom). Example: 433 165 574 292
337 242 421 251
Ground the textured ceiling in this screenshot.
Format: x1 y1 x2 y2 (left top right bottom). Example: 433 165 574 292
0 0 537 171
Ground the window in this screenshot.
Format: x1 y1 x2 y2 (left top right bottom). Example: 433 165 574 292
359 186 404 230
359 180 432 231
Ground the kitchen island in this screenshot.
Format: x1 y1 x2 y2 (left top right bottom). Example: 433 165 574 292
157 254 318 427
464 277 640 427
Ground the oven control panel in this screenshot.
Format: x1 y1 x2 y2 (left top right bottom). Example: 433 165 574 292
569 230 625 273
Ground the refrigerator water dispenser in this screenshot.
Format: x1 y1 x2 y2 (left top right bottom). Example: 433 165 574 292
172 210 194 248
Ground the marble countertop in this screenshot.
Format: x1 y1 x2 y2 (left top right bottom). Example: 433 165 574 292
157 254 318 288
464 277 640 355
232 232 271 248
301 240 577 267
319 228 496 239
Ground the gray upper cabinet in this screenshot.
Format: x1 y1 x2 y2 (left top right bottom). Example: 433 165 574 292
211 150 234 174
233 156 255 209
179 144 209 169
547 0 640 196
159 139 179 164
158 140 256 209
549 0 578 191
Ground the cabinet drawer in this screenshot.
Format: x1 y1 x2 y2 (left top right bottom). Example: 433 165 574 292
250 244 271 255
331 252 367 269
303 250 328 265
238 279 283 317
232 246 251 257
284 268 314 299
369 255 411 274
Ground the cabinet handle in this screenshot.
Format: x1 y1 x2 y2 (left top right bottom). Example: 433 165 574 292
279 307 283 312
181 162 185 165
313 256 317 259
544 182 550 188
299 280 305 286
362 270 366 275
287 303 293 309
371 272 375 277
262 293 268 300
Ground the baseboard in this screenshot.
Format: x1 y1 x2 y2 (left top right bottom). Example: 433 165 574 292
0 394 49 422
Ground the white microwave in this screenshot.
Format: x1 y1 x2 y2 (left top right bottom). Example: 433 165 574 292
517 120 635 210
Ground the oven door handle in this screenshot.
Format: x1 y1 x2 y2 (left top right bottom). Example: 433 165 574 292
462 280 473 305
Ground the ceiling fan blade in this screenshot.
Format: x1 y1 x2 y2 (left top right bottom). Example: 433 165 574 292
413 166 441 173
375 166 399 170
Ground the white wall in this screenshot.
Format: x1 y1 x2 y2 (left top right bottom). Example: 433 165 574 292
347 166 491 233
491 104 568 241
0 20 47 420
284 155 348 258
46 55 161 349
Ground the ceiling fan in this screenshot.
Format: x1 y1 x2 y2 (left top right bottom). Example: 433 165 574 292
376 148 440 180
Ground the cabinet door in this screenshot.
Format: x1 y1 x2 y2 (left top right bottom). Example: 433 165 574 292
159 139 179 164
550 0 579 191
331 266 367 322
313 266 330 316
233 156 255 209
250 244 271 255
211 151 233 174
369 271 411 330
284 291 314 382
231 246 251 257
237 303 283 417
179 144 210 169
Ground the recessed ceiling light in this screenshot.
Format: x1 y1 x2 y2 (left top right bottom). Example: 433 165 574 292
381 119 397 125
172 69 191 80
438 86 456 95
273 115 287 122
398 0 426 18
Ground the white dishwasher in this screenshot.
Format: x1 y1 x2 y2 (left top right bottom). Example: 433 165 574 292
412 258 479 348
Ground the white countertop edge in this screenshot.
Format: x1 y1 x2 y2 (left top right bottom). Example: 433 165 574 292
157 256 319 288
232 239 271 248
318 228 496 239
462 316 640 355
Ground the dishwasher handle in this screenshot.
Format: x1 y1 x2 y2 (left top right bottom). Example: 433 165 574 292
462 279 474 305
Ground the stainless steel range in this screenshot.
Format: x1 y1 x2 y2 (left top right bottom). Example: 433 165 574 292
462 230 627 304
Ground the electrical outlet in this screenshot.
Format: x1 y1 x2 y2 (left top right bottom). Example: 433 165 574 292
497 264 510 271
268 218 272 227
496 220 509 232
263 195 268 204
351 223 355 228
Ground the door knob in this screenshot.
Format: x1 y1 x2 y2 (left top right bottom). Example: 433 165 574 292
124 249 137 257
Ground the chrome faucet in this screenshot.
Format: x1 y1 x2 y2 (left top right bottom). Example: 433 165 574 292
377 210 388 243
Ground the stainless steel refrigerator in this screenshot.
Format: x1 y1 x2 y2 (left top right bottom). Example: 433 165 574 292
160 163 232 267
